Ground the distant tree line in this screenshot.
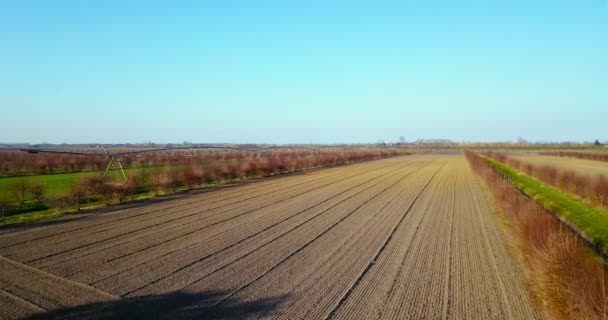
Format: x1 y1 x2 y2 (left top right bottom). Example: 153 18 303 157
540 150 608 163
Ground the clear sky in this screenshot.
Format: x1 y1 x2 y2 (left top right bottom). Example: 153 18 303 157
1 1 606 144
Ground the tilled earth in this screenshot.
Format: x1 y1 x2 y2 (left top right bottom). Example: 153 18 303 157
0 155 541 319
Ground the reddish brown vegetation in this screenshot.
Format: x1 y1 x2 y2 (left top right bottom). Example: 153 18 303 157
4 149 400 217
0 149 400 177
483 151 608 208
46 195 72 214
0 151 106 176
70 178 88 211
541 151 608 163
465 151 608 319
145 149 400 193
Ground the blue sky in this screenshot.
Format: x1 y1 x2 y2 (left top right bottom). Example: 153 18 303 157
1 1 607 144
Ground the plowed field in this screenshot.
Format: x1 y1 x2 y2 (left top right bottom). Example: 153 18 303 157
0 155 541 319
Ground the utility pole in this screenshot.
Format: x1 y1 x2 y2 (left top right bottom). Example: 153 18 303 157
102 154 127 183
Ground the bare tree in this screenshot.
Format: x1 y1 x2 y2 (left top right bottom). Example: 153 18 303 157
10 180 31 204
98 179 115 205
47 195 72 214
168 167 184 193
0 195 10 225
183 165 203 189
124 174 141 201
114 184 128 203
151 166 166 196
30 182 46 204
71 178 89 211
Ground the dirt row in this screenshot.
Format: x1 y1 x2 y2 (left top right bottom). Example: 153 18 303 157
127 160 437 301
1 156 399 243
88 161 430 294
193 157 540 319
0 158 381 248
66 160 423 287
0 157 412 261
326 157 540 320
0 155 541 319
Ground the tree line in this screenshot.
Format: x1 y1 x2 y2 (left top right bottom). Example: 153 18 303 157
0 149 400 219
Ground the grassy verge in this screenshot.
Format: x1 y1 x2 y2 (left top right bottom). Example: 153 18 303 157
481 155 608 256
1 208 62 225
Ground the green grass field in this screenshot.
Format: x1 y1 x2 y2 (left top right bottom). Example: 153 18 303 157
0 167 157 225
0 167 149 201
482 156 608 255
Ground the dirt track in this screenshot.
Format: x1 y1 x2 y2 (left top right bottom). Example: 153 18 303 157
0 155 541 319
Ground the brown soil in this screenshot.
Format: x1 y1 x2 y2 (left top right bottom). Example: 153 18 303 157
0 155 541 319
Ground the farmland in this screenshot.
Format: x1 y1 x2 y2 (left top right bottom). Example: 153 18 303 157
0 148 398 225
3 1 607 318
0 154 540 319
511 154 608 176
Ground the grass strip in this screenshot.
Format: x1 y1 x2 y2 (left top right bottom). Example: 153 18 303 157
481 155 608 256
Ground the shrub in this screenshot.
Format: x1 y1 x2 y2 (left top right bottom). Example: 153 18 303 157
112 176 140 203
168 167 184 193
10 179 31 204
47 195 72 214
0 195 10 224
126 174 144 201
98 180 115 205
151 166 166 196
30 182 46 204
240 161 254 179
183 165 203 189
70 178 88 211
